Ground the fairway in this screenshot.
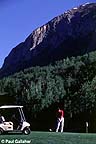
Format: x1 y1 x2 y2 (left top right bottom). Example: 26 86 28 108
0 132 96 144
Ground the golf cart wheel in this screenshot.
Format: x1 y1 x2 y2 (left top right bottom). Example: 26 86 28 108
0 128 3 134
23 127 30 135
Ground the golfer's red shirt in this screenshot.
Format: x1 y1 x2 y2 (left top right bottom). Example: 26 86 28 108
57 109 64 118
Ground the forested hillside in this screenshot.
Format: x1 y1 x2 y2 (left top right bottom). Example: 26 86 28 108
0 51 96 131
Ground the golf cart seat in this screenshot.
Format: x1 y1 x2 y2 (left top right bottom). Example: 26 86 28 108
0 121 13 131
4 121 13 125
0 115 13 125
0 115 5 123
0 115 13 130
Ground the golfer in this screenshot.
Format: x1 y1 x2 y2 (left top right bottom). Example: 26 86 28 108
56 107 64 132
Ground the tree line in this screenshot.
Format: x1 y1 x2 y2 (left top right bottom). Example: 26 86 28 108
0 51 96 131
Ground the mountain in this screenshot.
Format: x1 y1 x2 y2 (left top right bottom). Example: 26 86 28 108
0 3 96 77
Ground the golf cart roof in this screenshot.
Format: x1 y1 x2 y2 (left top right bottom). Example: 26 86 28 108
0 105 23 109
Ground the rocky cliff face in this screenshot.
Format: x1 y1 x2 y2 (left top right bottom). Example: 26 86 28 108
0 3 96 77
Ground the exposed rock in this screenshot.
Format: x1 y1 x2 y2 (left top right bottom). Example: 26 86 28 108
0 3 96 77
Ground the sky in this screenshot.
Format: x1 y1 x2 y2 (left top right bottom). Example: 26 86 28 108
0 0 96 68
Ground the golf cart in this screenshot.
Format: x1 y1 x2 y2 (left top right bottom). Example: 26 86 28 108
0 105 30 135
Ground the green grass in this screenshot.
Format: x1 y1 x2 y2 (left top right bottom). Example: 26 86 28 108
0 132 96 144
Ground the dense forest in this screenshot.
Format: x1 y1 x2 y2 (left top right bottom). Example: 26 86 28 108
1 51 96 132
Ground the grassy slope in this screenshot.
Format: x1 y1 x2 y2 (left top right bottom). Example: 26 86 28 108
0 132 96 144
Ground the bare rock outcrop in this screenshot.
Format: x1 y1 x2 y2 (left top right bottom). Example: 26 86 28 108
0 3 96 77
